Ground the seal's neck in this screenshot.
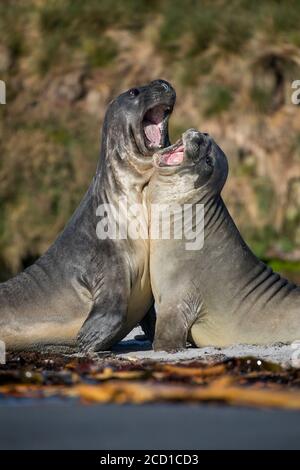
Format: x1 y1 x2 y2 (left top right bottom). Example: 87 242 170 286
95 133 153 205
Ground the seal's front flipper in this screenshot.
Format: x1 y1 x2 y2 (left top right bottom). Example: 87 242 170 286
153 308 188 352
153 289 203 352
77 299 126 353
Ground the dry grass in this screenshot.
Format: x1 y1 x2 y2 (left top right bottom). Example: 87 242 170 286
1 0 300 275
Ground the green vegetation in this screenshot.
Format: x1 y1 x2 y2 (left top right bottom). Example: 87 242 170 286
254 179 275 218
2 1 300 74
250 85 275 114
36 0 159 73
2 0 300 75
203 83 233 117
268 259 300 274
1 0 300 277
245 226 278 260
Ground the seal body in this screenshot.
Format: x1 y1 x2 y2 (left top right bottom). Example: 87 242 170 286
0 80 176 351
148 129 300 351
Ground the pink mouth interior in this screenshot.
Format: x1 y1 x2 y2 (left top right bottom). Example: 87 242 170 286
143 105 165 148
161 144 184 166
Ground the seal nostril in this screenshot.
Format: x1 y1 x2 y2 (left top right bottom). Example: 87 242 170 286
151 79 170 92
192 134 205 146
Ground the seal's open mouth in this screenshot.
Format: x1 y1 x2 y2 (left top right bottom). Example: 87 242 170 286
142 104 172 150
154 138 185 167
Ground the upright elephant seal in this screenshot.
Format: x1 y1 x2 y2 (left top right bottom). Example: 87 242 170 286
148 129 300 351
0 79 176 351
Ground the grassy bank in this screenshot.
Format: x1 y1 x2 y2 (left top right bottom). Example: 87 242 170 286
1 0 300 276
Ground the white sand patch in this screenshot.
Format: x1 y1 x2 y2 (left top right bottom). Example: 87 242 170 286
115 328 300 368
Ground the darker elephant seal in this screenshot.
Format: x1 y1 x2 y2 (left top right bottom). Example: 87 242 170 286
148 129 300 351
0 79 176 352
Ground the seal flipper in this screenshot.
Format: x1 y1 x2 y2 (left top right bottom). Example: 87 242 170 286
153 308 189 352
153 288 204 352
77 294 127 353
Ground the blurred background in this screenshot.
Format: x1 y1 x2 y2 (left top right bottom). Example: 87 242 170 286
1 0 300 281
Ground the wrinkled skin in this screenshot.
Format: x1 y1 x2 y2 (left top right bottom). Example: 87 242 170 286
148 129 300 351
0 79 176 352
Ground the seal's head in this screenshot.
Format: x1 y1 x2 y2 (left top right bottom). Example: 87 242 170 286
100 79 176 172
153 129 228 196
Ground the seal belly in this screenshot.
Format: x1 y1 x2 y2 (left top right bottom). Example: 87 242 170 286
122 190 152 333
190 319 237 347
125 238 152 332
2 318 84 349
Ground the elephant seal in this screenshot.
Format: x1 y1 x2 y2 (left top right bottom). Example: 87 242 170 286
0 79 176 351
148 128 300 351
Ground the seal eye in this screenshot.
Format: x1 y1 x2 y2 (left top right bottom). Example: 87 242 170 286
129 88 140 97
